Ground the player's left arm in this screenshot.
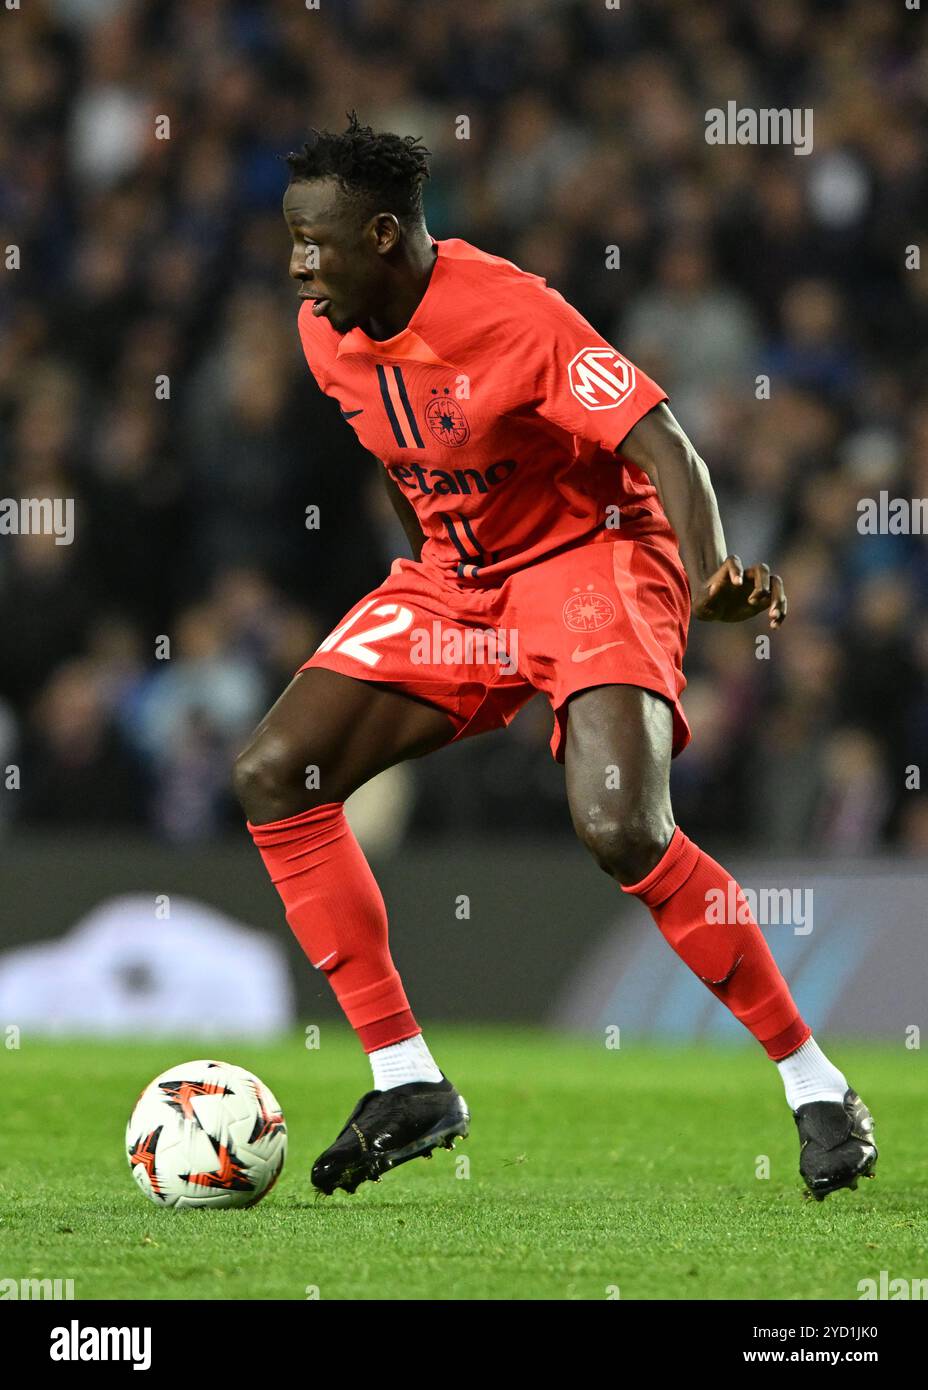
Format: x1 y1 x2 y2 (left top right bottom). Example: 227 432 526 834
619 402 787 628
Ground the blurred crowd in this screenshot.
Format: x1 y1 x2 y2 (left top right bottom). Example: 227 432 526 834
1 0 926 853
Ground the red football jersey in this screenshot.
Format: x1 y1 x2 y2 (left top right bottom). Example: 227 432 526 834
297 237 672 584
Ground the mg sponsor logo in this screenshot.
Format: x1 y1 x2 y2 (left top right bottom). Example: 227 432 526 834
567 348 636 411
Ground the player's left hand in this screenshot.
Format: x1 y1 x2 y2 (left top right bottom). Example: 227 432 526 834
693 556 787 628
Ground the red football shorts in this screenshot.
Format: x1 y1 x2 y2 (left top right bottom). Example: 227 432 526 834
300 533 691 762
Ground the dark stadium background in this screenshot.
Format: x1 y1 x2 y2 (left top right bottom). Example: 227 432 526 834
1 0 926 1037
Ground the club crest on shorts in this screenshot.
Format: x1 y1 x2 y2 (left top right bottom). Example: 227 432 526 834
568 347 636 410
562 584 617 631
425 393 470 446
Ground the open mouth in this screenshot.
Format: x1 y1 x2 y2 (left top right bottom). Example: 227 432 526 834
299 291 332 317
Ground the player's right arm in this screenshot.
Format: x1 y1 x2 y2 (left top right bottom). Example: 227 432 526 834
381 466 425 561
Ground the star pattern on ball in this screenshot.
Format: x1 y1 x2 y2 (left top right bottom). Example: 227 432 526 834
248 1083 287 1144
158 1079 233 1124
128 1126 166 1199
181 1136 255 1193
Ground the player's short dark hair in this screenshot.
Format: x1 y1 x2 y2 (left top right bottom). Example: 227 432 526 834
284 111 431 226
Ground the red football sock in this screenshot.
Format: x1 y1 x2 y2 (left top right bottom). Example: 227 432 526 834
621 827 811 1059
248 802 419 1053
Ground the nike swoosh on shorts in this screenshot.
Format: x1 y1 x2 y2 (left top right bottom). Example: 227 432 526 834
571 640 626 662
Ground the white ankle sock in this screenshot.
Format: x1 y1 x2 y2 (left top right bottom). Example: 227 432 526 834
777 1037 848 1109
370 1032 443 1090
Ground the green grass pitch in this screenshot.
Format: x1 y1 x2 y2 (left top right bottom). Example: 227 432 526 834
1 1028 924 1300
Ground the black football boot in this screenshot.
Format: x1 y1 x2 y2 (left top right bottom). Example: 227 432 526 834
794 1088 877 1200
311 1076 469 1196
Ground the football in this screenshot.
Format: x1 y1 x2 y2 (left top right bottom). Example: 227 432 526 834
126 1059 287 1209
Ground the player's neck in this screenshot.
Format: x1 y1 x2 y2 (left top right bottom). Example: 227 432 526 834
363 232 438 341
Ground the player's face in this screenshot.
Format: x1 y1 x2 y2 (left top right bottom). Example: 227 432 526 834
283 178 388 334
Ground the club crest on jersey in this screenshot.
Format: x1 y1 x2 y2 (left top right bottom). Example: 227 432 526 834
425 393 470 446
562 585 617 632
568 347 636 411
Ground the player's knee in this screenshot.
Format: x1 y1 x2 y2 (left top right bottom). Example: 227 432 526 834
576 809 671 886
233 733 311 823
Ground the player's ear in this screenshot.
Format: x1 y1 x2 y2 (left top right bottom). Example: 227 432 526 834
370 212 401 255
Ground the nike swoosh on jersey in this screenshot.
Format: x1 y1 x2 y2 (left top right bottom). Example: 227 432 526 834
571 640 626 662
340 407 364 419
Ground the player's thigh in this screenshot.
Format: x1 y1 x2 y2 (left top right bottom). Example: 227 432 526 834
564 683 675 881
235 666 457 817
